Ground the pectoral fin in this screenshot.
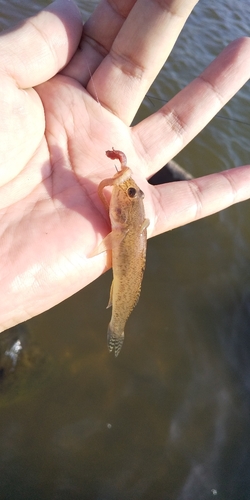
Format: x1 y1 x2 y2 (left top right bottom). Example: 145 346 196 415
89 228 128 257
140 218 150 233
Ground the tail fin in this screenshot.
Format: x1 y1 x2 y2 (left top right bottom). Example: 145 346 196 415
107 324 124 357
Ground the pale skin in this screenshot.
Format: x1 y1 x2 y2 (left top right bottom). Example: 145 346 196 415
0 0 250 332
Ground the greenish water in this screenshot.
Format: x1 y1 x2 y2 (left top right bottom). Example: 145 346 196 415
0 1 250 499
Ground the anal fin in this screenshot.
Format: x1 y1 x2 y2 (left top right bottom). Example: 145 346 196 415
106 280 113 309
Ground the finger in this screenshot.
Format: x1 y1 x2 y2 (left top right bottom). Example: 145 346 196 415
150 165 250 237
0 0 82 89
86 0 198 123
134 37 250 177
61 0 137 85
83 0 137 52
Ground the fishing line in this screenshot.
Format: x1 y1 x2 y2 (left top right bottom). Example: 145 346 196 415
145 95 250 128
85 59 104 115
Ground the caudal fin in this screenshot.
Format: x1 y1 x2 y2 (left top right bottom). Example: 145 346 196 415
107 325 124 357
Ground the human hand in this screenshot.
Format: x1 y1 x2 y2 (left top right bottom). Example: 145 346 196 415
0 0 249 331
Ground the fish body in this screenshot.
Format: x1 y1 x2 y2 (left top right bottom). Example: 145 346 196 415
97 149 149 356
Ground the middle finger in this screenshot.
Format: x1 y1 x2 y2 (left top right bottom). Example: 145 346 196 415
61 0 137 85
87 0 198 124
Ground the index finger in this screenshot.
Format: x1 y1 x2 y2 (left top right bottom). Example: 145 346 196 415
133 37 250 177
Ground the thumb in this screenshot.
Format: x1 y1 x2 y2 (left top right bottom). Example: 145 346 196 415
0 0 83 89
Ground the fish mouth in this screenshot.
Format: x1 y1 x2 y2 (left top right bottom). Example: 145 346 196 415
114 167 132 185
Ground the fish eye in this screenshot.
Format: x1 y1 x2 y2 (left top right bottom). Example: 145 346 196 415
127 187 137 198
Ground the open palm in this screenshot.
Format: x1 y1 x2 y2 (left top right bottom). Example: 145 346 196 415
0 0 250 331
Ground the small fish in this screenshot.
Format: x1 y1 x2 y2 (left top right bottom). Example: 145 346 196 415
94 149 149 356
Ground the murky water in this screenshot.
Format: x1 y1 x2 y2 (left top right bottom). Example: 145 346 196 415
0 1 250 499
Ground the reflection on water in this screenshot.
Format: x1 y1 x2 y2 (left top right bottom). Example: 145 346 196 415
0 0 250 499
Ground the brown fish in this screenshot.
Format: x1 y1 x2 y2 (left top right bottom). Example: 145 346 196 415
95 149 149 356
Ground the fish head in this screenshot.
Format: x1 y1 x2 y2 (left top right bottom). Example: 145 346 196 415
110 174 145 226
